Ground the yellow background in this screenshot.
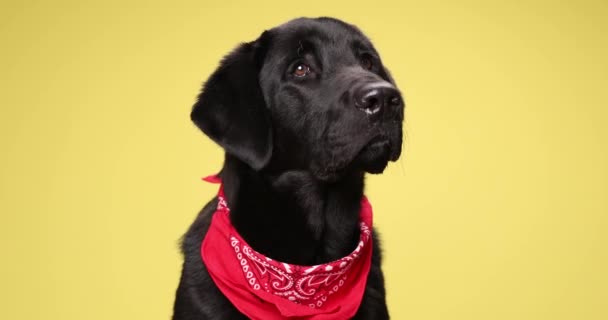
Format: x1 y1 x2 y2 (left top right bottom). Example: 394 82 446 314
1 0 607 319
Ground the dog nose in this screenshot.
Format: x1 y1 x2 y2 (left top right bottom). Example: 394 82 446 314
354 84 402 115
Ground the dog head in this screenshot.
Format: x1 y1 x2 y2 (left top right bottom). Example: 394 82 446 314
192 17 404 181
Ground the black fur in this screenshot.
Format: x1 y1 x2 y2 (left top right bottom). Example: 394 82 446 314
174 17 404 319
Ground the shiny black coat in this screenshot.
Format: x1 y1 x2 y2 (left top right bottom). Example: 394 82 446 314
173 17 404 320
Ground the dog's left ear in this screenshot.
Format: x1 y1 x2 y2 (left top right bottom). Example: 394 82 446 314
191 32 272 171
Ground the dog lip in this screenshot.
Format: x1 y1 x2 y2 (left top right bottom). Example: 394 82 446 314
362 133 402 163
359 135 391 159
365 135 390 149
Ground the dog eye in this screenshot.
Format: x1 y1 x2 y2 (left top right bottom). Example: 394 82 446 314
361 56 373 70
292 63 311 77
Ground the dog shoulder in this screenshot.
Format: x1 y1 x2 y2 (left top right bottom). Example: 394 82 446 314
179 197 218 257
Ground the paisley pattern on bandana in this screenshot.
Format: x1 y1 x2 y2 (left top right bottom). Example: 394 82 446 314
227 209 371 308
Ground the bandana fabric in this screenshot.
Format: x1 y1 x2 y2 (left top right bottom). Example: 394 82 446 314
200 176 374 320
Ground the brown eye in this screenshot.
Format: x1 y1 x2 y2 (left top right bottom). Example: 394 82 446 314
361 56 373 70
293 63 311 77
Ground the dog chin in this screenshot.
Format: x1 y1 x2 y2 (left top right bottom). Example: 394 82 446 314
356 137 392 174
312 136 399 181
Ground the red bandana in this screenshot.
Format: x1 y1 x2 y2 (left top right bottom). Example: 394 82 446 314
200 175 374 320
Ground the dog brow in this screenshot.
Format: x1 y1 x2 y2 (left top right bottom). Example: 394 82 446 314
297 41 304 57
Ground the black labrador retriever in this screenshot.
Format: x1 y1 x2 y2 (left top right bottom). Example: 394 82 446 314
173 17 404 320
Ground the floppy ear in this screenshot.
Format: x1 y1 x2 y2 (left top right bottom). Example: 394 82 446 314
191 33 272 171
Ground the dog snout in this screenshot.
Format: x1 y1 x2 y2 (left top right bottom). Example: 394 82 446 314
353 83 402 116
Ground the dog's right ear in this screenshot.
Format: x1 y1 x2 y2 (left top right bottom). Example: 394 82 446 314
191 32 272 171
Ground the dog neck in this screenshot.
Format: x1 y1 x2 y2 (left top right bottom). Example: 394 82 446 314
220 154 364 265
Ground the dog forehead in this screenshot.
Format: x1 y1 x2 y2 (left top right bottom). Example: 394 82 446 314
265 17 371 55
277 17 361 37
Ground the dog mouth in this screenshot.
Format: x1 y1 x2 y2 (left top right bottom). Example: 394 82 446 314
313 124 402 181
362 135 391 154
355 135 394 174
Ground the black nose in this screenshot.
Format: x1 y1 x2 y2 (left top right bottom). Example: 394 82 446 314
354 84 402 115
